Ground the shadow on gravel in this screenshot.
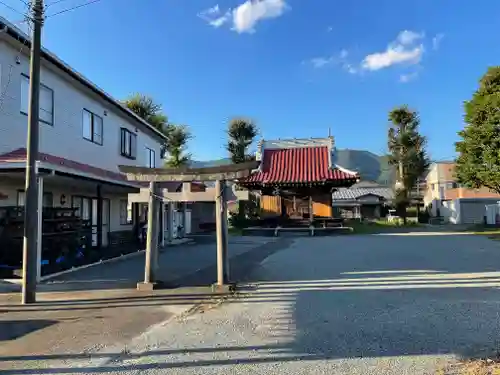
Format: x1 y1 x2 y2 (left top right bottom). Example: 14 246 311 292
4 234 500 374
0 320 58 341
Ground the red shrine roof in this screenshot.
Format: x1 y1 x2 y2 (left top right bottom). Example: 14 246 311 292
241 138 358 186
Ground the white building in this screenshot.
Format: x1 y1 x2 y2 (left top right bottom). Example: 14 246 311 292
0 17 165 253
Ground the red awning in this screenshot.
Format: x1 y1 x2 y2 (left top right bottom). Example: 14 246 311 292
242 146 357 185
0 148 128 183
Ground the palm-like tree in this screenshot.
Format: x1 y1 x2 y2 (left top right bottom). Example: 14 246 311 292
164 125 192 168
226 118 259 164
124 94 191 164
226 118 259 222
388 106 429 222
124 94 170 133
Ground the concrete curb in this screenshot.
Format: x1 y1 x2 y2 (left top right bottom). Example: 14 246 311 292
40 238 195 282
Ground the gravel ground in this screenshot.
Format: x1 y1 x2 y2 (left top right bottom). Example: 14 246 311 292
0 236 290 373
5 232 500 374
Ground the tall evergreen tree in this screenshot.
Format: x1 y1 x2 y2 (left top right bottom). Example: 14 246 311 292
388 106 430 223
226 118 258 164
226 118 259 221
455 67 500 193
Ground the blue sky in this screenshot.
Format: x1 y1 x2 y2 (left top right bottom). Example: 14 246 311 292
2 0 499 161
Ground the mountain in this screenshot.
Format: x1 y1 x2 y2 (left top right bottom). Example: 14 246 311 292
191 149 395 186
333 149 395 186
190 159 232 168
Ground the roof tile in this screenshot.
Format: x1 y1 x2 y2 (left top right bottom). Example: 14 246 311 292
244 146 357 185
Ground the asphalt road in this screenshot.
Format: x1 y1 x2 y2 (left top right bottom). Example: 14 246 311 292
6 232 500 374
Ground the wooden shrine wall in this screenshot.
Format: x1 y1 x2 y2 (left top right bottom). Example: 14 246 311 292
261 195 282 216
312 195 333 217
260 193 333 218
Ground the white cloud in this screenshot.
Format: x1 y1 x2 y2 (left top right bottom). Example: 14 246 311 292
399 72 419 83
198 4 231 28
199 0 288 33
343 63 358 75
432 33 444 50
307 50 349 69
362 46 423 71
232 0 288 33
361 30 424 71
310 57 334 68
397 30 424 45
306 49 359 75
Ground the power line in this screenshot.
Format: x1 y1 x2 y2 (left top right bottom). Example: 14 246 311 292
15 0 31 7
0 0 29 17
0 20 32 113
45 0 72 8
46 0 102 18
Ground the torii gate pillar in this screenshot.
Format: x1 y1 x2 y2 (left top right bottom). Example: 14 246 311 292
119 161 259 291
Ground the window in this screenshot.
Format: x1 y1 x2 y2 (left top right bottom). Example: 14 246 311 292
431 183 435 191
145 146 155 168
21 74 54 125
17 190 53 207
119 199 131 225
120 128 137 159
82 109 103 145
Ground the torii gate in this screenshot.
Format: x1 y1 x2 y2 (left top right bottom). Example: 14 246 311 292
119 161 259 291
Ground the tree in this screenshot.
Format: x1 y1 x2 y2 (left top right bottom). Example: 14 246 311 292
226 118 259 222
226 118 259 163
388 106 429 223
455 66 500 194
123 94 174 158
124 94 169 131
164 125 192 168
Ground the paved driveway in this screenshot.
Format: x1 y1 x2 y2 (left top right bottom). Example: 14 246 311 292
5 232 500 374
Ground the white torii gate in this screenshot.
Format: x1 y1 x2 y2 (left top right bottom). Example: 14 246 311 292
119 161 259 291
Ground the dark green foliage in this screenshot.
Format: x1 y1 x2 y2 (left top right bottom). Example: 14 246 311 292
124 94 169 129
226 118 259 164
388 106 430 222
124 94 191 166
455 67 500 194
164 125 192 168
226 118 259 222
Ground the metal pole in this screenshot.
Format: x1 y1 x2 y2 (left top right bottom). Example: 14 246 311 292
22 0 44 304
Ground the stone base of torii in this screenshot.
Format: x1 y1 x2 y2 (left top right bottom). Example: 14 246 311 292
119 161 258 291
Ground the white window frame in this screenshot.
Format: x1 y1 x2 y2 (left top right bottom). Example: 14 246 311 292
120 128 137 159
20 74 54 126
119 199 131 225
145 146 156 168
82 108 103 145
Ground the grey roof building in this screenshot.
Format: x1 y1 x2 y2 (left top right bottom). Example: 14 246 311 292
332 182 393 201
332 182 393 219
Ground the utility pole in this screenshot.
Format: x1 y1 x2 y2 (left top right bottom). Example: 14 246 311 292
22 0 44 304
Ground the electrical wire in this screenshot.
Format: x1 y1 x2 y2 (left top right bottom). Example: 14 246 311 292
0 19 31 113
0 0 29 17
15 0 31 7
45 0 72 8
45 0 102 18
